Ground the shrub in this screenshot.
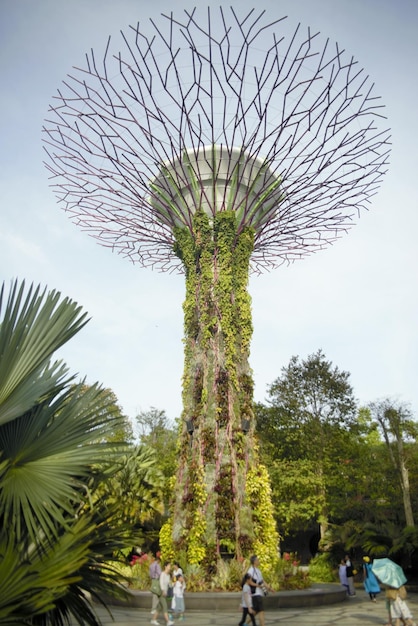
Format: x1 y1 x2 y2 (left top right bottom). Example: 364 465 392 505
271 552 310 590
307 553 336 583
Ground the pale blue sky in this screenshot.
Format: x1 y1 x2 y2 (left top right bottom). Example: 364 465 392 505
1 0 417 421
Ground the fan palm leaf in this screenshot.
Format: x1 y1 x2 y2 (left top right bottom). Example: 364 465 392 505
0 509 131 624
0 382 125 547
0 280 89 426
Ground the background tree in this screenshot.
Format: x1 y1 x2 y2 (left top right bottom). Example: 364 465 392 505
267 458 325 537
135 407 178 510
0 280 140 625
259 350 359 545
369 398 417 528
322 407 402 559
256 357 418 568
81 383 134 443
136 407 176 446
99 389 134 443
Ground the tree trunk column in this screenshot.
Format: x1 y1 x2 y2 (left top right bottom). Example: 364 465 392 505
171 211 257 563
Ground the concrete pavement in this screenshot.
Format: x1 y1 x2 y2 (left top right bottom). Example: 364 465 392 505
88 592 418 626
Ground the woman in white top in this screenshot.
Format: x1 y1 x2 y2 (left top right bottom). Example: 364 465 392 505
151 562 174 626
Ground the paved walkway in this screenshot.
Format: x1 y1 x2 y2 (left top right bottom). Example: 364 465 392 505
89 592 418 626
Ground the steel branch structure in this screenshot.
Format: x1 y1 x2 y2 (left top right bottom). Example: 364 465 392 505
43 7 391 565
43 7 390 274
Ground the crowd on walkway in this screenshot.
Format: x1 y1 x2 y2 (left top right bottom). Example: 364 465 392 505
126 548 418 626
88 591 418 626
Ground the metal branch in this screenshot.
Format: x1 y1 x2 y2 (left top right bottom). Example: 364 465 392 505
43 6 391 274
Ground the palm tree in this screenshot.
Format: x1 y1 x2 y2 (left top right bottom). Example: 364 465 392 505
0 280 148 625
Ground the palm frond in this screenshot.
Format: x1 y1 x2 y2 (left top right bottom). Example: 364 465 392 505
0 280 89 426
0 382 127 546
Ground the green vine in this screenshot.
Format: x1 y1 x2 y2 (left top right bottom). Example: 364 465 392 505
185 463 207 564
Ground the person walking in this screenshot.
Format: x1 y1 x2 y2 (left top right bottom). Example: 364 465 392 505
247 555 272 626
151 561 174 626
345 554 356 596
150 552 162 623
238 573 256 626
339 558 349 596
385 585 416 626
362 556 381 602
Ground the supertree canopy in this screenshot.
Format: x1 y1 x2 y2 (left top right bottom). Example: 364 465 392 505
43 7 390 567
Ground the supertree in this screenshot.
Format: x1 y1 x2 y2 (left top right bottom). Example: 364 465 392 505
43 7 390 567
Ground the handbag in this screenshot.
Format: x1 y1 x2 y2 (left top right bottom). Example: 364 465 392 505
250 567 258 594
151 578 162 596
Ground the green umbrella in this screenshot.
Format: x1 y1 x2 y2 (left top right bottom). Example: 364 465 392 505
371 558 407 589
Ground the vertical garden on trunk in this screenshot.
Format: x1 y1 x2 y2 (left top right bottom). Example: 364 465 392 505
159 210 278 566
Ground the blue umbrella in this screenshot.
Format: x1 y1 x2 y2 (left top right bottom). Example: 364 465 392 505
371 558 407 589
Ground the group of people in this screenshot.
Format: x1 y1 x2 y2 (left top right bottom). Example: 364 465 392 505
239 555 272 626
338 554 356 597
148 549 416 626
339 554 416 626
364 556 416 626
148 552 271 626
149 554 186 626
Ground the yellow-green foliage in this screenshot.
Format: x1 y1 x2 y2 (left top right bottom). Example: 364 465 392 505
231 224 254 354
159 519 175 561
187 509 207 564
111 552 156 590
175 210 254 382
186 464 207 564
214 212 237 375
210 557 246 590
306 552 336 583
246 464 280 573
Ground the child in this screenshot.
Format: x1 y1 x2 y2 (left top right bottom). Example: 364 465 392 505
172 573 186 620
385 585 416 626
239 573 256 626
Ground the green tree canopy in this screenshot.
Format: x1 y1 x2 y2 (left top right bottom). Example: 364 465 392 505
263 349 358 459
256 350 360 543
79 383 134 443
135 407 178 510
